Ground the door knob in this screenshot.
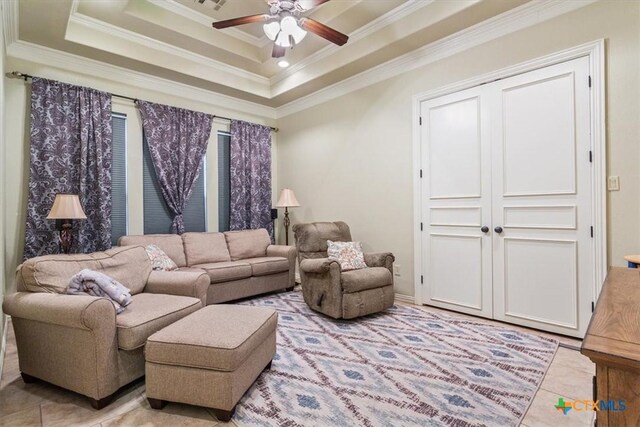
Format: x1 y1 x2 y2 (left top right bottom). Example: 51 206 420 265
494 226 503 234
481 226 489 233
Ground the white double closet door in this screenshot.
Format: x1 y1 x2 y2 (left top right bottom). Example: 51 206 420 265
420 57 593 337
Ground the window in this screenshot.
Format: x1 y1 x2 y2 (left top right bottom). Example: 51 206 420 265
142 134 206 234
218 131 231 232
111 113 128 246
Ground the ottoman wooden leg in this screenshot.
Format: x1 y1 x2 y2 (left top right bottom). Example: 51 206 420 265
264 361 272 371
148 398 167 410
211 407 236 422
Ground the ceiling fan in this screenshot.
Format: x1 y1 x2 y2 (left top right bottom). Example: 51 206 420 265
208 0 349 59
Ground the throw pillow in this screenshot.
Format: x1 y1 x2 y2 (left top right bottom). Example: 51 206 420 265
327 240 368 271
145 244 178 271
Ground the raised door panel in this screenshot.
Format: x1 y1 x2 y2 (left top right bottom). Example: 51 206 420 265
428 97 482 199
502 73 576 197
429 234 483 310
503 238 578 328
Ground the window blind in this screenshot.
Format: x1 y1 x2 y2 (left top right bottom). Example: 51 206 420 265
218 131 231 232
111 113 128 246
143 133 206 234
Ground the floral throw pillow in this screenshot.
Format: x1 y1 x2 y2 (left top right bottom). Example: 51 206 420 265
144 244 178 271
327 240 368 271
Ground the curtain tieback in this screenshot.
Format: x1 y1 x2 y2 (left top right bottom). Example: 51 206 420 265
171 213 185 235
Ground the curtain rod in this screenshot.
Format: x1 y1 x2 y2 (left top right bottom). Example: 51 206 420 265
7 71 278 132
212 115 278 132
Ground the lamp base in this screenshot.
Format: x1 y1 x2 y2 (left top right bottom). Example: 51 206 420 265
58 221 74 254
283 207 291 246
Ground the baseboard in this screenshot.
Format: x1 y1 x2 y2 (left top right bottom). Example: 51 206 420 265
0 315 8 381
395 293 415 305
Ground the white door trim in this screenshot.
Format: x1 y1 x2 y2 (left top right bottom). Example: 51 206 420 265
412 39 606 306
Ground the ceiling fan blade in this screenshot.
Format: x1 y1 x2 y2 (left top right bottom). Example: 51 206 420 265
299 18 348 46
212 14 270 29
297 0 331 10
272 44 286 58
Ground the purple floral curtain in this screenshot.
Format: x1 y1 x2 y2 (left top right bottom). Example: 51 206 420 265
230 120 273 239
24 77 113 259
137 100 213 234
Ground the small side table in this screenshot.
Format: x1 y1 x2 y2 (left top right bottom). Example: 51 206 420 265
624 255 640 268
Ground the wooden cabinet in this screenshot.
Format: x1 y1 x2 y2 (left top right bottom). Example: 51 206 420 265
582 268 640 426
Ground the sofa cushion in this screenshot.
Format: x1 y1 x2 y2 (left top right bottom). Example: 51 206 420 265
116 293 201 351
145 305 278 371
16 245 151 295
191 261 252 284
242 257 289 277
341 267 392 294
119 235 187 267
224 229 271 261
182 232 231 266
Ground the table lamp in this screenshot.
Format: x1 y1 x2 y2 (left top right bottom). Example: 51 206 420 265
46 194 87 254
276 188 300 245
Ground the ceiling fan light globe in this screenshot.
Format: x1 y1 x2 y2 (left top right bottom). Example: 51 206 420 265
263 21 280 41
275 31 291 48
290 24 307 44
280 15 298 32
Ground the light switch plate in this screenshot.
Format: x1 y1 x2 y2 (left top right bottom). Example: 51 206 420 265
393 265 400 276
607 176 620 191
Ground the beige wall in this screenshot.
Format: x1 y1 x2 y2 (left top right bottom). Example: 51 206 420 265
276 1 640 298
3 56 278 294
0 1 6 356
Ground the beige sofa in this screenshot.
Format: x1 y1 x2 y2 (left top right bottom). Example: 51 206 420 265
2 245 210 409
119 229 297 305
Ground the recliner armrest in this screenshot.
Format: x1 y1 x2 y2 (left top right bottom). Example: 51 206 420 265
145 270 209 306
364 252 395 270
3 292 115 330
300 258 341 274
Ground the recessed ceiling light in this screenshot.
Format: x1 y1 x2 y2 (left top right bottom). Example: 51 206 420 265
277 60 290 68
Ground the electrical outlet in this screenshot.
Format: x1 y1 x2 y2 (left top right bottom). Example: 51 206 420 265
607 176 620 191
393 265 400 276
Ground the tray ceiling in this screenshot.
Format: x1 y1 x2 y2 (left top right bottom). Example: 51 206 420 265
15 0 531 107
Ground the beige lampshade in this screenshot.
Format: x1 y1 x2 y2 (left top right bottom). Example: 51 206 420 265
46 194 87 220
276 188 300 208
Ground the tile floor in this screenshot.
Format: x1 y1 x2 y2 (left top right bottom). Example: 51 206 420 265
0 297 596 427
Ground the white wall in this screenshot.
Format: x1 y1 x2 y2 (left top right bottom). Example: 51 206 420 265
275 1 640 298
3 55 278 294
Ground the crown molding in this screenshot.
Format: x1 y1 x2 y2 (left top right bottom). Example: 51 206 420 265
270 0 434 86
1 0 18 49
66 10 272 98
149 0 271 48
275 0 597 118
6 40 277 120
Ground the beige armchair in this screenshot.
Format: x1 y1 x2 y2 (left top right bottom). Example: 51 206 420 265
2 246 209 409
292 221 395 319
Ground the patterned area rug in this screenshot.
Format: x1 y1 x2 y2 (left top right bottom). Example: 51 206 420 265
235 292 558 427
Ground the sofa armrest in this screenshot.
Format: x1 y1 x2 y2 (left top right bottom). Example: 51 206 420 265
300 258 341 274
3 292 116 330
364 252 395 271
266 245 297 262
2 292 121 400
145 270 209 306
267 245 298 288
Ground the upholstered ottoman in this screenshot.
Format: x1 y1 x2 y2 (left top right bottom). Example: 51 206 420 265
144 305 278 421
